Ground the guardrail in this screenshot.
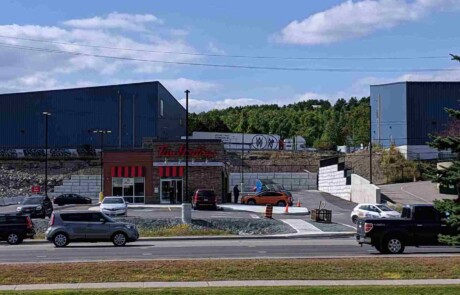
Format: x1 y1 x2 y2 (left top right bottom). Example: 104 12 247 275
0 196 26 206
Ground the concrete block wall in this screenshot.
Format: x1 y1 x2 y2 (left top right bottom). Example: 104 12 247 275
318 164 351 201
229 172 317 193
350 174 381 203
50 175 102 200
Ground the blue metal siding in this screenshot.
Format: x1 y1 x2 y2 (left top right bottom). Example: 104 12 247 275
370 83 407 147
0 82 183 148
156 82 186 140
407 82 460 145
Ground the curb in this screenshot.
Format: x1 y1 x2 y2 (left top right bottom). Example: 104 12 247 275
2 279 460 291
22 232 356 245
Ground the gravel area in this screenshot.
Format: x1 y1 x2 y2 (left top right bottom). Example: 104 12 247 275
32 217 297 236
307 221 355 232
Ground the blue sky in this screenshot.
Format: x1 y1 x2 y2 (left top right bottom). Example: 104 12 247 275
0 0 459 112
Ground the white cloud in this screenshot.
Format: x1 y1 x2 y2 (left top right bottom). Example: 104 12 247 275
179 98 265 112
275 0 460 45
63 12 163 31
0 13 200 93
161 78 219 95
207 42 226 55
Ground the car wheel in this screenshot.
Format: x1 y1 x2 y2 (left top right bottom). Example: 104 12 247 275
53 233 69 248
276 201 286 207
6 233 22 245
247 199 256 205
112 232 127 247
352 215 358 224
383 236 405 254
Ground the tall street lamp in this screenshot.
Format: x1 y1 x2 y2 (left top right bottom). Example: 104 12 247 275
241 109 244 195
182 90 191 224
93 129 112 196
368 104 373 184
42 112 51 197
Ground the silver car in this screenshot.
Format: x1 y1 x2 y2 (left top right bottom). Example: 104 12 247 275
45 211 139 247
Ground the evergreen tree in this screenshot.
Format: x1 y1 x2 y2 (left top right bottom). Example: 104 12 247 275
427 54 460 246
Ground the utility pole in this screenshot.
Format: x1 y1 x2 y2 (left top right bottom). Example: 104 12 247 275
93 129 111 195
241 109 244 194
369 104 373 184
182 90 191 224
42 112 51 197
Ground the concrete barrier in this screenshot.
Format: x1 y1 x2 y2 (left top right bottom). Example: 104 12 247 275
351 174 381 203
0 198 5 206
4 197 13 205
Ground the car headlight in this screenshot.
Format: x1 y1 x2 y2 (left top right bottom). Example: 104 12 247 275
36 205 42 210
125 224 135 229
16 207 22 211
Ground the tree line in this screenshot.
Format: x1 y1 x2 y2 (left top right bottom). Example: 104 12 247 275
189 97 370 150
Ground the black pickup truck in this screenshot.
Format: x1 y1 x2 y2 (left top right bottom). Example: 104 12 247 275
356 204 458 254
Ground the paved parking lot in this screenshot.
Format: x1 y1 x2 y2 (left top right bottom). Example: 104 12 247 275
1 190 354 226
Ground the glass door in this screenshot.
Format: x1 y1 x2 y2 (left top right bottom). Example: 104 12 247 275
160 179 183 204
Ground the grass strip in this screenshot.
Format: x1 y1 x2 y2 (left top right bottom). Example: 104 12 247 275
1 286 460 295
0 257 459 285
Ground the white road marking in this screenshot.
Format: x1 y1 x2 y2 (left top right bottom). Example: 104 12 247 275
280 219 322 234
400 184 431 203
142 253 152 256
250 214 260 219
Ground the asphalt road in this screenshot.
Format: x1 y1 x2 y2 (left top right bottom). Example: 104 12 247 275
0 238 459 263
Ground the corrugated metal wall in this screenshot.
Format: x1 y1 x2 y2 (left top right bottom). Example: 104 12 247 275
370 82 407 147
0 81 185 148
407 82 460 145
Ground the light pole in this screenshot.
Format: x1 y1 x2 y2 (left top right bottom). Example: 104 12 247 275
93 129 111 195
182 90 191 224
241 109 244 195
369 104 373 184
42 112 51 197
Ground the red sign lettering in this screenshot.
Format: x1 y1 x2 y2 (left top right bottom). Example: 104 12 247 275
31 186 41 193
158 144 217 159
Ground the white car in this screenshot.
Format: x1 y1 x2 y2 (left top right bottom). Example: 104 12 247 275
350 203 400 224
100 197 128 216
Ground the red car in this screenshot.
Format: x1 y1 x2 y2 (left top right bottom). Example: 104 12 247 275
192 189 217 210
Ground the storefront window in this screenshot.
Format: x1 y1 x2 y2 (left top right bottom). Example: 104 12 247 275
112 178 123 196
134 178 145 203
112 177 145 204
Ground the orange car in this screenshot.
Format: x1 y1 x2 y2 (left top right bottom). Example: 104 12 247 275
241 191 293 206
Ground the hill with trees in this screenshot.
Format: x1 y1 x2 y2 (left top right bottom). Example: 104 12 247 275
189 97 370 150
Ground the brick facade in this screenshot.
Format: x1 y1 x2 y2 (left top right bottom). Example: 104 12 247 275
103 140 226 204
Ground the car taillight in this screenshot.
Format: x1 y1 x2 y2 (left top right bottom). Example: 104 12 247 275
49 214 55 226
26 216 33 229
364 222 373 233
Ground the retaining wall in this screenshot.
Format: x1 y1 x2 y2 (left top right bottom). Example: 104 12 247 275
350 174 381 204
229 172 317 192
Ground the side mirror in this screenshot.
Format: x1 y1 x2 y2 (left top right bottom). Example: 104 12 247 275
100 218 106 223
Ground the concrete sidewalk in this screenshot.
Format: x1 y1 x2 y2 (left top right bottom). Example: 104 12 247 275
1 279 460 290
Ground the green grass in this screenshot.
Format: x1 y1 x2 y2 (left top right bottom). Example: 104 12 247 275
1 286 460 295
0 257 459 285
139 224 230 237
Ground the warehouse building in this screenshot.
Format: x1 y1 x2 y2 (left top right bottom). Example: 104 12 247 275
0 81 185 149
370 81 460 160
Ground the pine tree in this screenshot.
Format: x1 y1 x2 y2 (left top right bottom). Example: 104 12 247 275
427 54 460 245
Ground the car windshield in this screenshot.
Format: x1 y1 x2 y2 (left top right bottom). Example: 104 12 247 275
103 198 125 204
23 198 42 205
198 191 215 197
376 205 393 212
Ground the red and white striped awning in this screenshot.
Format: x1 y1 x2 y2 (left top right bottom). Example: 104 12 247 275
159 166 184 178
110 166 145 178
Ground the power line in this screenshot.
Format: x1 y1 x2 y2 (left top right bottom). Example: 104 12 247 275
0 43 458 73
0 35 449 61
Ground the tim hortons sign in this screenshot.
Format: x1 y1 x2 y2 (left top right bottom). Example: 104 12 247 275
157 144 217 158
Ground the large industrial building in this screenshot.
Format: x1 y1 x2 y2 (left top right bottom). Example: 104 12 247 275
370 81 460 160
0 81 185 149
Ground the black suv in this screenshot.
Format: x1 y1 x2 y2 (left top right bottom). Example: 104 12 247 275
0 213 36 245
17 195 53 218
